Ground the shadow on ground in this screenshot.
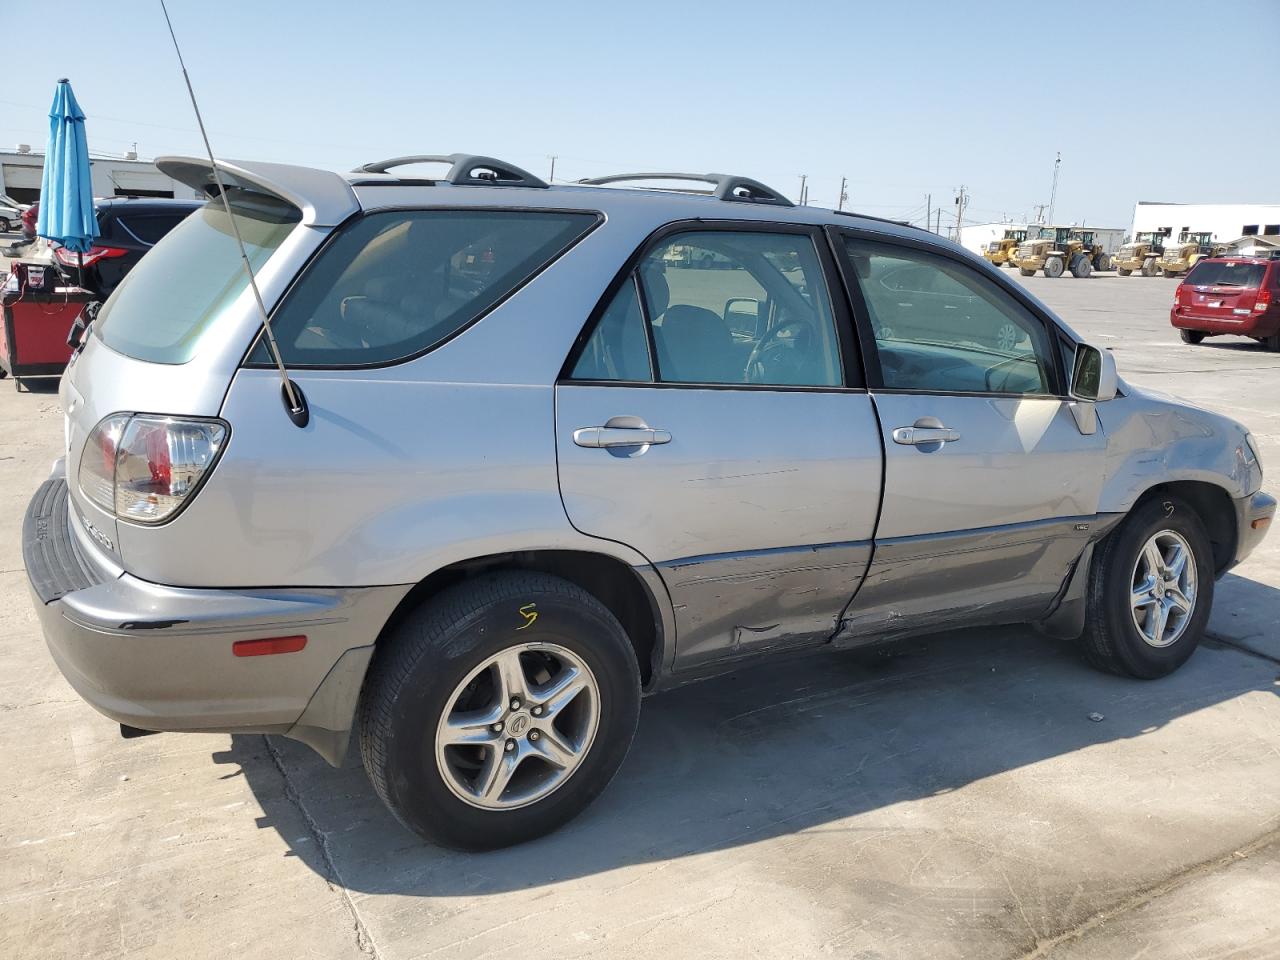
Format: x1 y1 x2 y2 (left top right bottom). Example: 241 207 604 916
215 573 1279 897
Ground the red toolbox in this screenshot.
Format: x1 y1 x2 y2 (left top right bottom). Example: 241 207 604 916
1 262 93 390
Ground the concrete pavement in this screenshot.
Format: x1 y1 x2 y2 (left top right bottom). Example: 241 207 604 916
1 269 1277 959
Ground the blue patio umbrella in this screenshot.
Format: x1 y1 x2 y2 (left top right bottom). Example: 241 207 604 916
36 78 98 256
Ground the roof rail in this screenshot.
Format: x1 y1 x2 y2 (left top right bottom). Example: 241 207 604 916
352 154 548 188
831 209 918 229
577 172 793 207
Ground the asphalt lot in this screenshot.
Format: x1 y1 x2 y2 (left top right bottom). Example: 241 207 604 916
1 268 1278 959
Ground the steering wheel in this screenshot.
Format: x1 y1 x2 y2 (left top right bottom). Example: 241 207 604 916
746 317 817 383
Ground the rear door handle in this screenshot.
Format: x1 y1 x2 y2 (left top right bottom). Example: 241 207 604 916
892 425 960 446
573 425 672 448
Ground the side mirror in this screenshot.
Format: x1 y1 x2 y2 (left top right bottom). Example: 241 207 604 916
723 297 761 337
1070 342 1118 402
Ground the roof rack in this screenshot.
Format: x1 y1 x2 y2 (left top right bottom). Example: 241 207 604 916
832 209 917 229
351 154 548 188
577 172 793 207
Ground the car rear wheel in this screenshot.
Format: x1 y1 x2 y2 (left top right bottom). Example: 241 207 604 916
1179 330 1205 344
1117 267 1132 276
358 572 641 849
1078 496 1213 679
1044 257 1065 278
0 217 11 232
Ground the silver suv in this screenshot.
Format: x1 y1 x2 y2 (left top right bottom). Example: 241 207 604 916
23 154 1275 849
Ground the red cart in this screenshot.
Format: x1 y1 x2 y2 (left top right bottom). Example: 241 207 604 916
0 262 92 391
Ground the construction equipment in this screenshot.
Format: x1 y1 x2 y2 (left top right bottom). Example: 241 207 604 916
1157 231 1227 277
1010 225 1096 278
1113 232 1166 277
1069 229 1113 272
982 228 1027 267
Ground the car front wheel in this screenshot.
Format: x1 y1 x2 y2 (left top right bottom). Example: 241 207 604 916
1078 496 1213 679
358 572 641 849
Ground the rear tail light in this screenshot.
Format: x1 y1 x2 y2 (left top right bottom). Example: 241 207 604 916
1173 286 1184 308
1253 287 1272 314
78 414 228 524
53 244 129 268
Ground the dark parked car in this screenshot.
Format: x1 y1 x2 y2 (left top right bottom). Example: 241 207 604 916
52 197 202 297
1171 255 1280 351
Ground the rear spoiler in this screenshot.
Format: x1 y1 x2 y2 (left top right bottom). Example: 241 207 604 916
156 156 360 228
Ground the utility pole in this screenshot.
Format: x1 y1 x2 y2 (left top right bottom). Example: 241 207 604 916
953 186 967 242
798 174 808 206
1047 152 1061 225
935 208 941 235
837 177 848 211
547 155 557 183
925 193 931 232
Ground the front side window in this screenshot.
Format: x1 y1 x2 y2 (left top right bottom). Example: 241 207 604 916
844 238 1055 396
252 209 598 366
635 230 842 387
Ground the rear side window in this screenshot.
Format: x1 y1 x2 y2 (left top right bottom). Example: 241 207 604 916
252 210 598 367
1184 261 1265 288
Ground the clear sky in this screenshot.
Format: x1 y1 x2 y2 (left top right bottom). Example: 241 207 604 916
3 0 1277 230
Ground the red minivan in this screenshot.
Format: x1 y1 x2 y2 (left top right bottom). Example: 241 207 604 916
1171 256 1280 349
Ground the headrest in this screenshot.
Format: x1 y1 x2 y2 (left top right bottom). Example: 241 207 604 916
638 260 669 318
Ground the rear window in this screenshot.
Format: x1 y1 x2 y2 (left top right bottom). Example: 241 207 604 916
115 212 195 246
249 209 599 367
1184 260 1265 288
95 190 300 364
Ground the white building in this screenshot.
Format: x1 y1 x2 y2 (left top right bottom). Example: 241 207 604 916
0 146 199 204
1129 202 1280 246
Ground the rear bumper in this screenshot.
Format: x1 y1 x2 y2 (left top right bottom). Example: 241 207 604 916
1171 309 1278 337
1231 490 1276 569
23 475 409 765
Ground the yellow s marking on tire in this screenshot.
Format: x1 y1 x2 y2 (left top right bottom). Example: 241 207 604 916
517 603 538 630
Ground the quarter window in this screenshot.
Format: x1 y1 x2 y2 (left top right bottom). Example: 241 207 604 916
571 276 652 381
253 210 597 367
636 231 842 387
843 238 1055 395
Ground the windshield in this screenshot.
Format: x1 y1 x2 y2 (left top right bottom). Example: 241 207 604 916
95 189 301 364
1185 261 1265 288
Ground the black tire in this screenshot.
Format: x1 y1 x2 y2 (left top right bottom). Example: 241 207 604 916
1044 257 1065 278
0 217 10 232
1263 333 1280 352
1180 329 1205 344
358 572 641 850
1070 255 1093 278
1141 258 1157 277
1078 497 1214 679
1094 254 1111 272
1019 267 1036 277
1117 267 1132 277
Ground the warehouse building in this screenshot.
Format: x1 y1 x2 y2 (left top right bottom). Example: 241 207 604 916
0 146 198 204
1129 202 1280 245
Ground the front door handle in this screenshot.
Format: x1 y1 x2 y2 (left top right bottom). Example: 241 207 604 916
892 424 960 446
573 425 672 448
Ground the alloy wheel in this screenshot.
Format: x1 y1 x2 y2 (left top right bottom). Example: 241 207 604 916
1130 530 1197 648
434 642 600 810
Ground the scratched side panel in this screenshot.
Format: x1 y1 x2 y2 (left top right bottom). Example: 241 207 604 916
660 541 872 671
833 515 1120 644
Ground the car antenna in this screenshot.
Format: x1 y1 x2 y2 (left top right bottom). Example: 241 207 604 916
158 0 308 428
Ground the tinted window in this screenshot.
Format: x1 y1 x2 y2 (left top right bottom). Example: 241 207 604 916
635 231 841 387
1184 260 1266 288
844 238 1054 395
253 210 597 366
571 276 652 381
116 213 193 246
96 191 299 364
